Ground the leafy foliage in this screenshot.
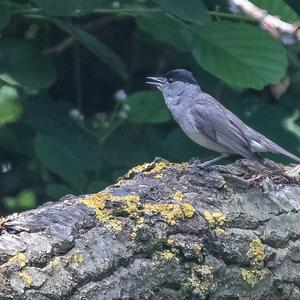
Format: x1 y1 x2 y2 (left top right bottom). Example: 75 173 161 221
191 21 288 89
0 0 300 214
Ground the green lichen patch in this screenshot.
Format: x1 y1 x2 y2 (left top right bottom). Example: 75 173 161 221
81 192 140 231
81 190 196 238
161 250 175 261
186 265 214 295
144 203 195 225
247 237 266 266
203 210 226 233
240 268 266 287
240 237 267 287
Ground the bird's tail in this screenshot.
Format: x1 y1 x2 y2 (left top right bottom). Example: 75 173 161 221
276 145 300 163
260 137 300 163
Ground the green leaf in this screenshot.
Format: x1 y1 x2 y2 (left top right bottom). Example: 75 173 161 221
52 19 127 79
4 190 36 211
35 133 87 191
0 0 10 30
154 0 209 24
136 13 188 51
191 21 288 89
251 0 299 22
0 85 22 126
33 0 105 16
126 91 171 124
0 39 57 89
22 96 103 173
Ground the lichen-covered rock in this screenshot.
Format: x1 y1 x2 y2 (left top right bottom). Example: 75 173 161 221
0 158 299 299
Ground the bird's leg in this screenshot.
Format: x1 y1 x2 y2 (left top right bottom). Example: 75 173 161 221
194 154 229 168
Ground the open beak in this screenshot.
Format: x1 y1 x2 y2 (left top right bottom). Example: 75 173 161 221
146 76 165 90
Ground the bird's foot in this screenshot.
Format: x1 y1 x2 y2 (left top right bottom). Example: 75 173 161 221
190 154 229 169
190 154 228 169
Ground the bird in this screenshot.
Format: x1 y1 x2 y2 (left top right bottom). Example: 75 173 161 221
146 69 300 167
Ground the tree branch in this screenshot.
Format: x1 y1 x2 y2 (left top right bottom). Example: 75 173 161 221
230 0 300 40
0 158 300 299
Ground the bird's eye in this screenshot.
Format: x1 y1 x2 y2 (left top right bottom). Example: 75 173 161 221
167 77 173 83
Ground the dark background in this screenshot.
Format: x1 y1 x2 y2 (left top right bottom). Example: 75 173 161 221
0 0 300 214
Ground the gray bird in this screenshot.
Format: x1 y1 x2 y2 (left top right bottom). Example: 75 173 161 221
146 69 300 167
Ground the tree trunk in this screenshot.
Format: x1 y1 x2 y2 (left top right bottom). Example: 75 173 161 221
0 158 300 300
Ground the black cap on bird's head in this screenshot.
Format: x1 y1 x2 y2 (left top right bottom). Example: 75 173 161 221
146 69 197 90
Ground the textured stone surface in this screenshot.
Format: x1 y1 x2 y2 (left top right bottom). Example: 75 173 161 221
0 158 299 299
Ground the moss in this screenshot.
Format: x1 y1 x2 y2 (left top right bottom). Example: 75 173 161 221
9 252 26 268
162 250 174 260
247 238 266 265
240 268 266 287
173 190 184 201
18 272 32 288
51 257 61 266
72 253 84 264
203 210 226 233
144 203 195 225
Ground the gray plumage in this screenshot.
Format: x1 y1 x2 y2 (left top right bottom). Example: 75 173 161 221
146 69 300 164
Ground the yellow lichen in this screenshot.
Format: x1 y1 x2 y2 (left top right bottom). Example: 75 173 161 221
81 192 140 231
130 216 144 239
194 242 202 254
167 239 174 246
173 191 184 201
178 162 188 169
18 272 32 288
214 227 225 234
203 210 226 233
114 179 126 187
187 265 213 294
0 216 5 225
72 253 84 264
247 238 266 265
240 268 266 287
127 161 168 177
81 190 195 237
144 203 195 225
9 253 26 268
127 163 152 177
51 257 61 266
154 173 164 179
144 162 168 174
162 250 174 260
240 237 267 286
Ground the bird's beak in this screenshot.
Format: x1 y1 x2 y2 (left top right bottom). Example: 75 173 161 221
146 76 165 90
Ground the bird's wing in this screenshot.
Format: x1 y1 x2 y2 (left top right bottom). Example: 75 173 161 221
190 93 257 159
